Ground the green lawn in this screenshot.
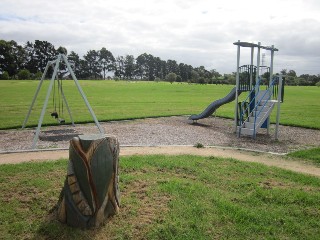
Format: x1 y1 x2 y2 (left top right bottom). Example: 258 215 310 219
0 80 319 129
0 155 320 239
287 147 320 166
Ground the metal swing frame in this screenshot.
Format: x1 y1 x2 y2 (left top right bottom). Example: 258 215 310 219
22 54 105 149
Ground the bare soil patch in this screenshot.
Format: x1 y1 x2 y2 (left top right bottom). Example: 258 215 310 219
1 116 319 153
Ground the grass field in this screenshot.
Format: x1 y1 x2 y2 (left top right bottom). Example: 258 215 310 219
288 147 320 166
1 154 320 239
0 80 319 129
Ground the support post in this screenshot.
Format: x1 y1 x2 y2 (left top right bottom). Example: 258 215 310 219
269 46 274 87
234 40 241 134
61 54 104 134
255 42 261 94
32 55 62 148
275 75 283 140
253 42 261 139
267 46 275 135
22 61 52 128
250 46 254 88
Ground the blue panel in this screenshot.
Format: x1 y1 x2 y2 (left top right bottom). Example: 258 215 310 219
249 91 255 112
261 117 268 128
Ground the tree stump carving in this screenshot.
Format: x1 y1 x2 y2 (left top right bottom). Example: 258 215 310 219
57 134 120 228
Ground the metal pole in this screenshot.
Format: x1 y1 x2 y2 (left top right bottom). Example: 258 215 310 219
250 46 254 88
56 77 75 126
256 42 261 92
234 40 241 134
275 75 283 140
61 54 105 134
267 46 275 135
269 46 274 87
22 61 52 128
32 55 62 148
253 42 261 139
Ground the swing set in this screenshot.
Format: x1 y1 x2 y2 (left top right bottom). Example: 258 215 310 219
22 54 104 149
50 74 66 123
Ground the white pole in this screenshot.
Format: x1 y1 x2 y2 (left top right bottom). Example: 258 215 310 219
234 40 241 133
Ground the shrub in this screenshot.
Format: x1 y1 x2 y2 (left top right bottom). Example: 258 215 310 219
194 143 204 148
0 71 9 80
18 69 31 80
166 72 177 84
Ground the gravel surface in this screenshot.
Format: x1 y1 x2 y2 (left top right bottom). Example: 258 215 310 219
1 116 319 153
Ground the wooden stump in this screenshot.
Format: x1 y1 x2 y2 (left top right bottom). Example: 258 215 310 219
57 134 120 228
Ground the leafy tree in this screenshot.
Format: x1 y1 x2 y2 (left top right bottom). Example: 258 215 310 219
33 71 42 80
280 69 287 75
210 69 221 79
99 47 115 80
114 56 125 79
198 77 206 84
124 55 135 79
78 59 91 79
285 69 297 85
24 40 57 76
153 57 164 79
0 71 9 80
57 46 67 55
178 63 193 82
288 70 297 78
166 59 179 75
166 72 177 84
67 51 82 77
160 60 167 80
191 70 199 83
135 53 155 80
0 40 26 77
84 50 101 79
17 69 30 79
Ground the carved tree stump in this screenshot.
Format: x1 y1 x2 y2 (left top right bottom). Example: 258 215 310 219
57 134 120 228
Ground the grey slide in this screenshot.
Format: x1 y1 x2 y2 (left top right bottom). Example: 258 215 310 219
189 87 240 121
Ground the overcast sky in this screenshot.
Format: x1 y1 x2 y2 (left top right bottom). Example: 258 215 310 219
1 0 320 75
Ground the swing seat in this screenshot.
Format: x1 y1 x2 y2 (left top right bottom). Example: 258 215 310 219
51 112 59 119
58 118 65 124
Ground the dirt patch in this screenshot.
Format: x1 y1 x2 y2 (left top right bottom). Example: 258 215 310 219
1 146 320 178
1 116 320 177
1 116 319 153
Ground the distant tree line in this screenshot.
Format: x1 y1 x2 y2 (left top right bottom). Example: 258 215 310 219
0 39 224 84
1 39 319 86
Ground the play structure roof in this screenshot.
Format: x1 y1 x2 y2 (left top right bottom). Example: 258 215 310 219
233 41 278 51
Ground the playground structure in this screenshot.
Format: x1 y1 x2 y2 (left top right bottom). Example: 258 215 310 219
22 54 104 148
190 40 284 139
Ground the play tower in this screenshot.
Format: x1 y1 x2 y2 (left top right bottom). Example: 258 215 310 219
233 40 284 139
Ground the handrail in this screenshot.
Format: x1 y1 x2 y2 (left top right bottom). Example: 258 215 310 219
238 75 280 137
238 77 262 126
253 80 275 136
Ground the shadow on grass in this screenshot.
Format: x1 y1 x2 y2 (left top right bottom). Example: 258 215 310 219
39 129 78 142
36 209 99 240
